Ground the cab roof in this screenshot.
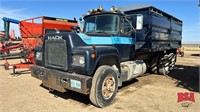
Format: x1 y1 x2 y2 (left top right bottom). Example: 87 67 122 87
83 11 125 19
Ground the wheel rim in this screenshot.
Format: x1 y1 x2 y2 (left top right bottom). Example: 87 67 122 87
164 62 169 72
170 55 176 69
160 56 170 75
102 74 115 99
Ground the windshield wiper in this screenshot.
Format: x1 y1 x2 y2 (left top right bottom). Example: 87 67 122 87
86 31 96 33
86 30 105 34
86 30 111 35
94 30 110 34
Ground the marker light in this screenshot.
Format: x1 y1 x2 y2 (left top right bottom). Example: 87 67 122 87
91 54 95 59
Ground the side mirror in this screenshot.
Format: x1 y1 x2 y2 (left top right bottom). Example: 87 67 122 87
136 15 143 30
71 26 80 33
79 17 82 22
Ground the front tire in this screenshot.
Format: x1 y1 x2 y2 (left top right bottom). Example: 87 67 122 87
89 65 118 108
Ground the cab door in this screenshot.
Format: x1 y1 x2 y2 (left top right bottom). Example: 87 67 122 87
117 18 135 61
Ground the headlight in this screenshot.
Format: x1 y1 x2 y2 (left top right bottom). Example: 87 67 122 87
35 52 42 60
72 55 85 66
79 56 85 65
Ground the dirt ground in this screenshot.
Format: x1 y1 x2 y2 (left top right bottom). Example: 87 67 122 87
0 50 199 112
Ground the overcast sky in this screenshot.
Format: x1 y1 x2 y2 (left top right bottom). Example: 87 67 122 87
0 0 199 44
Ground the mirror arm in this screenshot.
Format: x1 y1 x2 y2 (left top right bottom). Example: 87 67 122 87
124 17 136 37
128 14 143 30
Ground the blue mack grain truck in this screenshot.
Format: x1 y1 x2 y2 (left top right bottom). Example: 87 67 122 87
31 5 182 107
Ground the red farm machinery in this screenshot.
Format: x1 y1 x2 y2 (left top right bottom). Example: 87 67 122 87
0 17 23 58
4 16 78 74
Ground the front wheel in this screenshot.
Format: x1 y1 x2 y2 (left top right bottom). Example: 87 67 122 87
89 65 118 108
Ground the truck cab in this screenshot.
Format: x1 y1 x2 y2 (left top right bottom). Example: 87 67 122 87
81 10 140 61
31 5 182 107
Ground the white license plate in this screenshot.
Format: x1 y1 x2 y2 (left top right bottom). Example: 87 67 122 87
70 79 81 89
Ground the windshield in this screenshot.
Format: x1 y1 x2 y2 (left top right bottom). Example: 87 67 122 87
83 14 119 34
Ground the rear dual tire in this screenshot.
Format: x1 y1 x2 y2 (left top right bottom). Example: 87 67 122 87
158 53 177 75
151 53 176 75
158 55 170 75
150 56 159 74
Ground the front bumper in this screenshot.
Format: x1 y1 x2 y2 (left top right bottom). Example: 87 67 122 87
30 65 92 95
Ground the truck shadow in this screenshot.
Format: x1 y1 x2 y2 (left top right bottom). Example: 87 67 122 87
167 65 199 92
40 84 91 105
119 78 139 90
39 79 139 106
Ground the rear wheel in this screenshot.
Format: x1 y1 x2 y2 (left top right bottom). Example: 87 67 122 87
158 54 170 75
150 55 159 74
169 53 176 71
89 65 118 108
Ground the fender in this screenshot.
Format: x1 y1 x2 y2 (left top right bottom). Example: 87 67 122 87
89 46 121 75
